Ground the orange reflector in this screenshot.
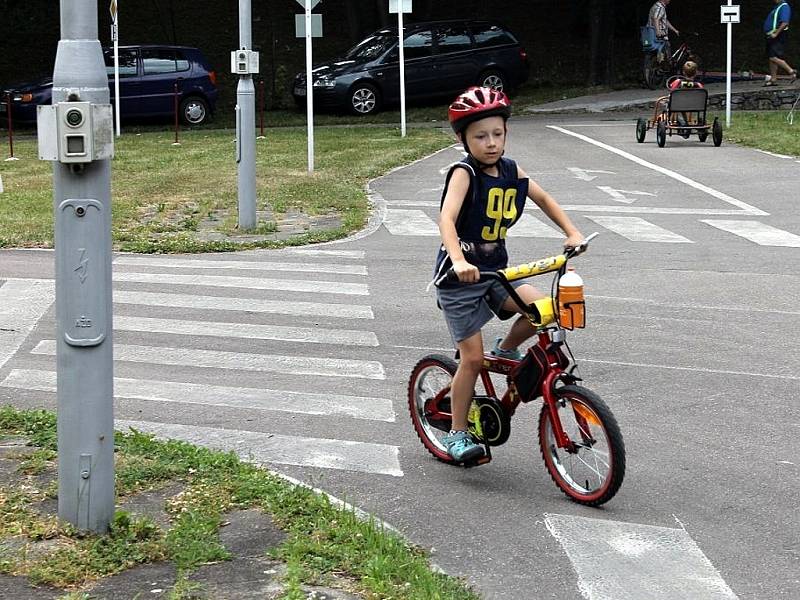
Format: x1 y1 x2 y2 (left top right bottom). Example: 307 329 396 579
573 403 601 426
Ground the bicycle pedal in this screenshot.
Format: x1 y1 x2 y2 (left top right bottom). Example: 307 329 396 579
461 455 492 468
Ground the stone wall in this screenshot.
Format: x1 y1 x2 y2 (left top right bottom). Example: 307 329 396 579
708 89 800 111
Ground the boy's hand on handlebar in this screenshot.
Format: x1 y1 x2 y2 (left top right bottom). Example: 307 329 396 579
453 259 480 283
563 232 584 252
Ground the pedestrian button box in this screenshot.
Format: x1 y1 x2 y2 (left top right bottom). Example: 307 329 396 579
38 102 114 164
231 49 259 74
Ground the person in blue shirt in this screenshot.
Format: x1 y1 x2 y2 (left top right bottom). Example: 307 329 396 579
764 0 797 86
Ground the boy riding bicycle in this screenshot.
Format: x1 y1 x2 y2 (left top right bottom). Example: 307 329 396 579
432 86 582 462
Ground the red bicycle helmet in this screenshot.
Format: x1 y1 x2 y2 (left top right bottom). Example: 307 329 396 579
448 86 511 134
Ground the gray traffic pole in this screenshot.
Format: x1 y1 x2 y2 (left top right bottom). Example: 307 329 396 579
236 0 257 230
52 0 115 532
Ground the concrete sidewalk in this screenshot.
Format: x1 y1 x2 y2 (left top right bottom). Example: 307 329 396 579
524 77 800 114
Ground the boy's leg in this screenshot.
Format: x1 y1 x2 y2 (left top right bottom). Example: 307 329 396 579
450 331 484 431
497 284 543 351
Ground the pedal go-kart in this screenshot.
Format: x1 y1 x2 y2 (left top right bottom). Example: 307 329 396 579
636 81 722 148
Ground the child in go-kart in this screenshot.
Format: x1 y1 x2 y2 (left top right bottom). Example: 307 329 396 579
655 61 703 137
431 86 582 462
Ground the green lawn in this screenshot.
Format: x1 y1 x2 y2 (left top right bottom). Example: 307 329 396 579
723 110 800 156
0 126 451 253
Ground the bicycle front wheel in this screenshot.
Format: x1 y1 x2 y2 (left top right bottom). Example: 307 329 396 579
408 354 458 464
538 385 625 506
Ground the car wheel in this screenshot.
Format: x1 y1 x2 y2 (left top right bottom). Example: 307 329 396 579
349 83 380 116
479 69 507 92
180 96 210 126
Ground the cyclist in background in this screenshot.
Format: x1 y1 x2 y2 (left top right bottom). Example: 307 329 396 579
432 87 582 462
649 0 680 62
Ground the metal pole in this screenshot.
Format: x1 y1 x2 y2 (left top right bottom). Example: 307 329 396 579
258 79 265 139
53 0 115 533
173 81 180 145
305 1 314 174
237 0 257 229
725 0 733 127
5 94 15 160
112 20 120 136
398 9 406 137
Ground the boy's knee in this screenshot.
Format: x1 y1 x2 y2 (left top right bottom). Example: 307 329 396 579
458 353 484 374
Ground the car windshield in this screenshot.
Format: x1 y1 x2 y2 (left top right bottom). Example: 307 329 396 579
345 33 395 61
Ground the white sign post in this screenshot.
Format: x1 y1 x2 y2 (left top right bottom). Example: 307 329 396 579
110 0 120 136
295 0 321 175
721 3 740 127
389 0 412 138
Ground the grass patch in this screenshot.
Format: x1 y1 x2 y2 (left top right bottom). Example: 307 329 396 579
0 126 450 253
724 110 800 157
0 406 478 598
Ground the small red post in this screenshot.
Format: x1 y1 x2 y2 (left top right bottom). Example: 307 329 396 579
5 94 14 159
258 79 265 137
173 82 180 145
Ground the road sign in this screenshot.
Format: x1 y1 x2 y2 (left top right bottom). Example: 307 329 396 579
294 0 320 9
109 0 117 22
295 14 322 37
390 0 412 13
720 5 740 24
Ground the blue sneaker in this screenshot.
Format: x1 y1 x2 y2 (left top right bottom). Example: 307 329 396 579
490 337 524 361
443 431 484 462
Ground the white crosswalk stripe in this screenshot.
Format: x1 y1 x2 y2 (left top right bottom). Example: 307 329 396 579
114 316 379 347
0 369 395 422
585 216 693 243
545 514 738 599
114 272 369 295
701 220 800 247
507 214 563 238
114 256 368 275
118 419 403 477
31 340 386 380
384 208 440 236
113 290 375 319
0 279 54 370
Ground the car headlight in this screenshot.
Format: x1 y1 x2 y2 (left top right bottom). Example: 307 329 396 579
313 76 336 88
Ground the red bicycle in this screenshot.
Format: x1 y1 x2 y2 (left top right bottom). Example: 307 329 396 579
408 234 625 506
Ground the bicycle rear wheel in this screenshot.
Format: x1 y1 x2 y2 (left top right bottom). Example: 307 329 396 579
408 354 458 464
538 385 625 506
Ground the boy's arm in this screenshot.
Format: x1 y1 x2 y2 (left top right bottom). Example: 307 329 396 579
439 168 479 283
519 166 583 248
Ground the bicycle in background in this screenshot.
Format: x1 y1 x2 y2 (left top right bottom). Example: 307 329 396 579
641 27 703 90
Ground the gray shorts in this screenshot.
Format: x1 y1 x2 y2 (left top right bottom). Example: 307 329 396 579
436 279 526 344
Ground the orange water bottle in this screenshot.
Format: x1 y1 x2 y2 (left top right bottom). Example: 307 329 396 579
558 267 585 329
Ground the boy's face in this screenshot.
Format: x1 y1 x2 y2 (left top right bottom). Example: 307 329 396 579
460 115 507 165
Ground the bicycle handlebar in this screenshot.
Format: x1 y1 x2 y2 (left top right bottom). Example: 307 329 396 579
436 232 598 287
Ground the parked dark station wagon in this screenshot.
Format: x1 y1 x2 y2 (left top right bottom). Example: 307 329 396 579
0 45 218 126
293 19 529 115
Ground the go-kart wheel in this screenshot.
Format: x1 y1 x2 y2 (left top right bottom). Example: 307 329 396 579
712 118 723 146
636 118 647 143
656 121 667 147
698 131 709 142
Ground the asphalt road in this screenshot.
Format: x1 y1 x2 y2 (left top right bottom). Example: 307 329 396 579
1 112 798 599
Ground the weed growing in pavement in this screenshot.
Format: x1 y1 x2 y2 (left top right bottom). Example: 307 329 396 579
0 407 479 598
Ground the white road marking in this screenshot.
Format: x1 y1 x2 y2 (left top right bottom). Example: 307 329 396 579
0 369 395 422
596 186 656 204
113 290 375 319
0 279 55 370
700 220 800 247
280 248 365 259
113 272 369 295
114 316 379 347
507 213 563 238
567 167 616 181
384 199 438 207
31 340 386 380
118 419 403 476
754 149 796 159
114 256 367 275
549 126 768 216
585 294 800 316
545 514 738 600
585 216 693 243
383 209 440 236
